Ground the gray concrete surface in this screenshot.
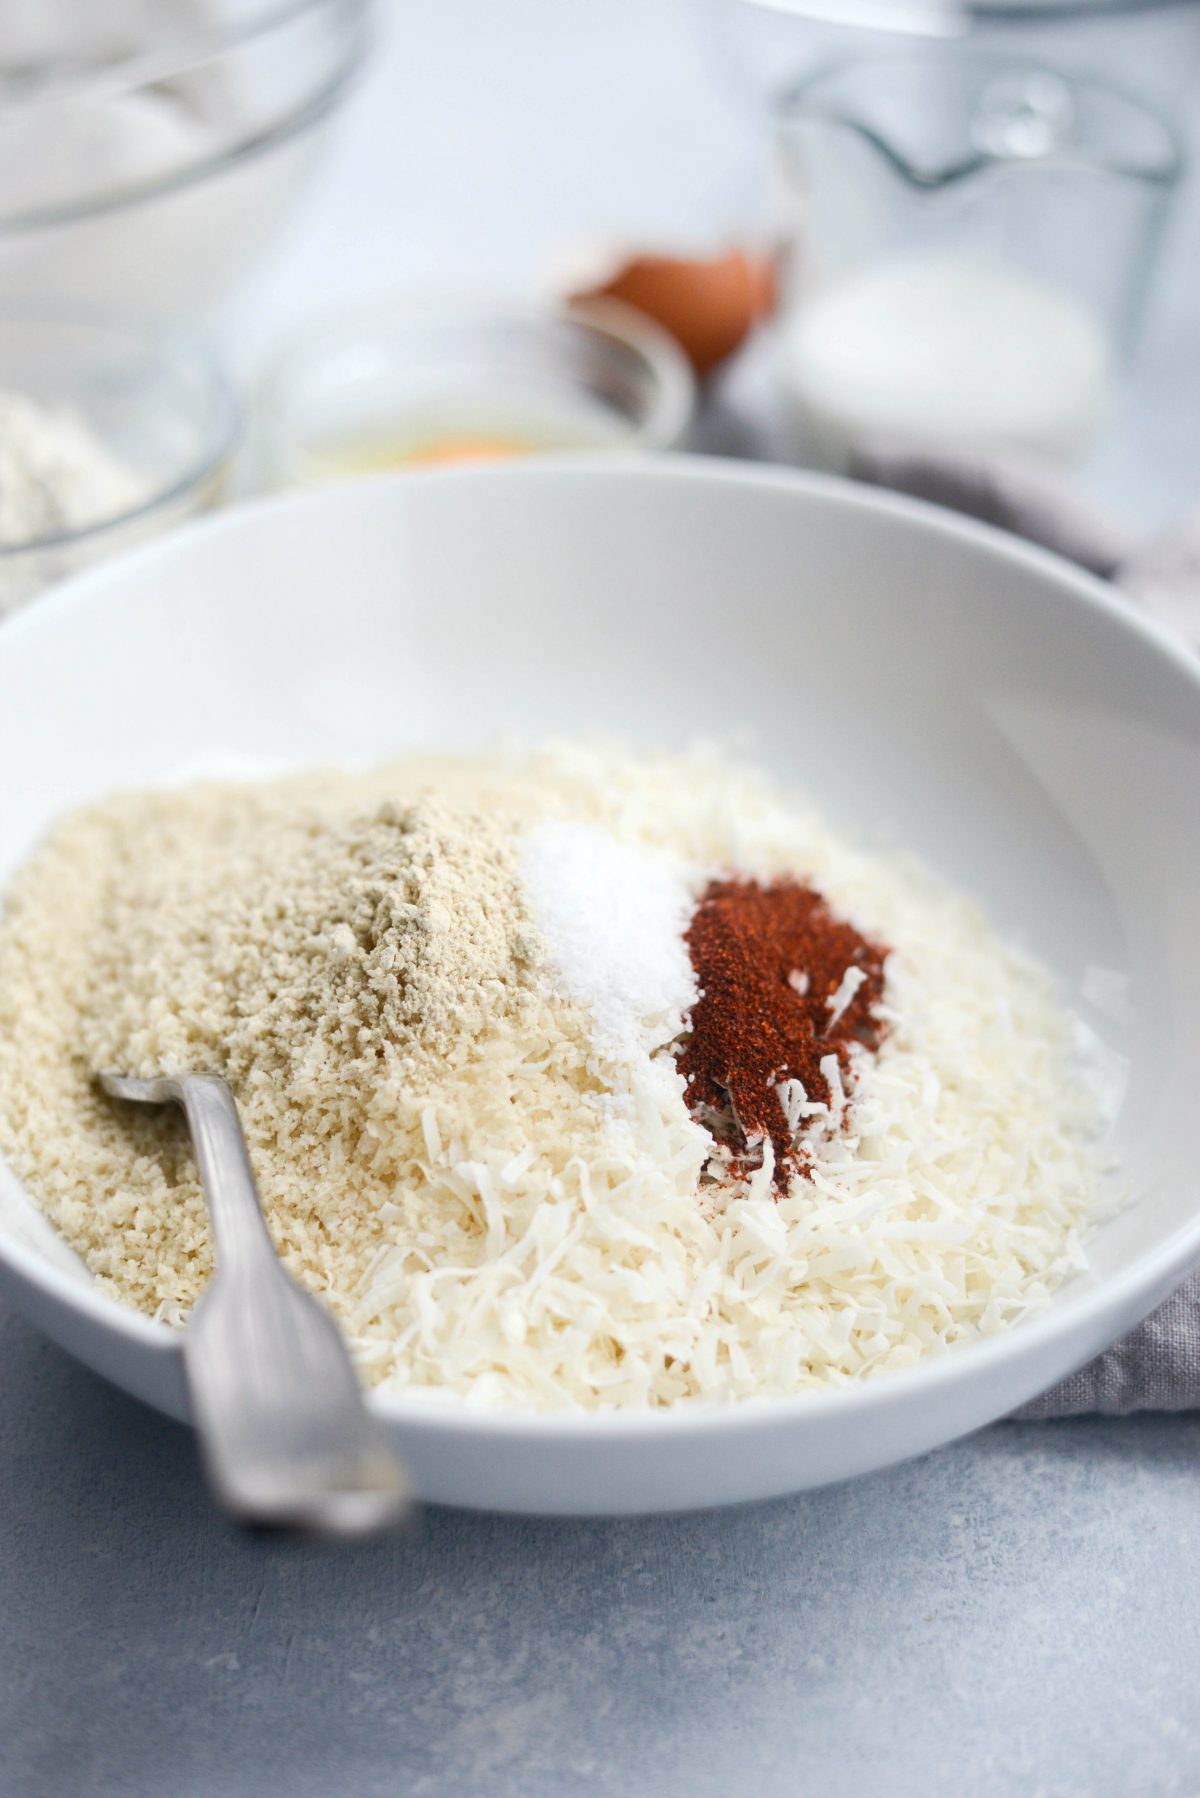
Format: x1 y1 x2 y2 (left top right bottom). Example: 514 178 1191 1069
2 1305 1198 1798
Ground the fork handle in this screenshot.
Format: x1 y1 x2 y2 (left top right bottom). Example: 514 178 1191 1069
175 1075 282 1270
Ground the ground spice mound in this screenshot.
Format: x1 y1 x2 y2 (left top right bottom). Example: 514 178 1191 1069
676 877 888 1189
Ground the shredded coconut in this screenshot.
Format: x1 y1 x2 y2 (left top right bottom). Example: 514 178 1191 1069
825 964 868 1030
0 744 1113 1411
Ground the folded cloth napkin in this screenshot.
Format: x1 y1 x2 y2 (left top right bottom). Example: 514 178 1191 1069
850 442 1200 1418
1014 1280 1200 1417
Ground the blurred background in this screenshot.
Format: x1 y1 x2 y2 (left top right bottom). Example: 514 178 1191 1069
0 0 1197 611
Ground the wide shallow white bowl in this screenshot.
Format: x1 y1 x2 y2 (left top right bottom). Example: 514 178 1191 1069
1 458 1199 1515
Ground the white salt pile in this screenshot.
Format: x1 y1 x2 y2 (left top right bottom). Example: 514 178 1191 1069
521 820 697 1056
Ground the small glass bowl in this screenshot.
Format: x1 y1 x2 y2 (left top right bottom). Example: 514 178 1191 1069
0 306 241 619
254 298 697 489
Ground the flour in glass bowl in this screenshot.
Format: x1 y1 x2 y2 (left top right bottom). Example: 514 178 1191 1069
0 389 146 545
0 388 148 615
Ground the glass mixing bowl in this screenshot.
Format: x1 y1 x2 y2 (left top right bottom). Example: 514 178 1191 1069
0 0 371 319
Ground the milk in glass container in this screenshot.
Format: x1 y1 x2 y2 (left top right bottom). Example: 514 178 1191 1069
771 45 1181 467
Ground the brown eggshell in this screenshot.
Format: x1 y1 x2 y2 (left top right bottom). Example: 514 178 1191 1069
571 248 778 379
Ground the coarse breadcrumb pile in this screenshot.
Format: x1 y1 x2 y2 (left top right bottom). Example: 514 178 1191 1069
0 745 1107 1410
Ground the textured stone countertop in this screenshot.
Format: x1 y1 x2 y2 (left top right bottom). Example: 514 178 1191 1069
3 1305 1199 1797
4 4 1200 1793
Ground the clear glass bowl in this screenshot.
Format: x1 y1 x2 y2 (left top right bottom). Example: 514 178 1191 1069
255 299 697 489
0 307 241 618
0 0 371 319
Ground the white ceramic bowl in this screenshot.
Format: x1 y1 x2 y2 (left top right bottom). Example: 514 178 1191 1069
1 458 1199 1515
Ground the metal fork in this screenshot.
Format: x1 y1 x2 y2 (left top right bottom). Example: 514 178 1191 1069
99 1070 412 1538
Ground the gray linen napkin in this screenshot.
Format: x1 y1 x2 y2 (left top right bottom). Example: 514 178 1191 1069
850 443 1200 1417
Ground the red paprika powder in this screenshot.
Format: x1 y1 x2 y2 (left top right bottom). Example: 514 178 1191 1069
676 877 888 1191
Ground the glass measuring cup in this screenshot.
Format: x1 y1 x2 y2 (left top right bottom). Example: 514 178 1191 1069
772 47 1182 467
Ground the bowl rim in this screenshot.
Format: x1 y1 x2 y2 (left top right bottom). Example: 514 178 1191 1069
0 0 371 237
2 452 1199 1437
0 301 243 558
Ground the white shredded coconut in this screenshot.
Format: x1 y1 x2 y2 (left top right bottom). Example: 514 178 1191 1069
818 1052 847 1132
775 1078 809 1136
825 964 868 1030
0 742 1114 1411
